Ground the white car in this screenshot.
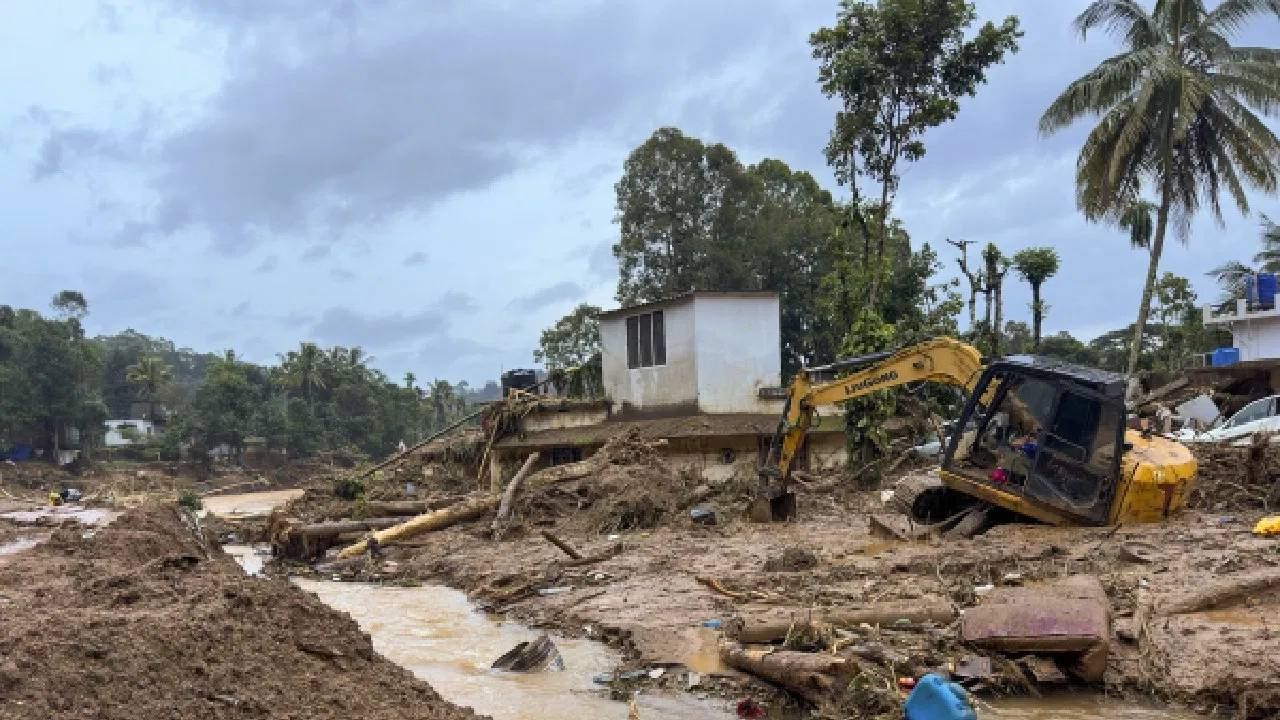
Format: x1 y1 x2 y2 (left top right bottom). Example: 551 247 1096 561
1172 395 1280 445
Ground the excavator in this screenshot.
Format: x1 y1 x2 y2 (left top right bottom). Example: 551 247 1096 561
753 337 1198 530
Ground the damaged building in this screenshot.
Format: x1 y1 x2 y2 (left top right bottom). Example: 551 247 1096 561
488 292 847 484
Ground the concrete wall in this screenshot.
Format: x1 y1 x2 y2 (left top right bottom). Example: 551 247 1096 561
692 295 782 414
1229 316 1280 361
104 419 156 447
600 299 698 415
521 406 610 433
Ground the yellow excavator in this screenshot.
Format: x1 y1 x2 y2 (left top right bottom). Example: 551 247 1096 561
754 337 1198 529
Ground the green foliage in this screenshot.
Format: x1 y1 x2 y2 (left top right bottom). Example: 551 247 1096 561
177 489 203 512
1041 0 1280 378
50 290 88 320
1002 321 1032 355
333 475 366 501
535 303 604 397
613 128 839 376
839 309 898 486
1011 247 1061 348
1210 215 1280 301
96 330 220 419
811 0 1020 302
0 302 103 457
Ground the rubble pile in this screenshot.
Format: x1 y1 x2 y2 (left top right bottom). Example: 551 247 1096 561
1188 438 1280 510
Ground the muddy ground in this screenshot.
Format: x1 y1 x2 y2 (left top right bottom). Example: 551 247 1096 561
264 435 1280 719
0 503 484 720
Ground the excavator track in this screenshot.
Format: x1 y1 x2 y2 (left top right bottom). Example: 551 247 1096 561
888 472 971 522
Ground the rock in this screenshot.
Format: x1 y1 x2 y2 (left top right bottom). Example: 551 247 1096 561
762 547 818 573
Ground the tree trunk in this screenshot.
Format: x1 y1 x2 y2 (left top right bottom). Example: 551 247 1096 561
1126 191 1172 386
491 452 539 538
993 274 1004 356
336 495 500 559
729 601 956 643
1031 282 1043 349
720 643 848 703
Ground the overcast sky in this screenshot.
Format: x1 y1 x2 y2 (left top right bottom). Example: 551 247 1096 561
3 1 1277 384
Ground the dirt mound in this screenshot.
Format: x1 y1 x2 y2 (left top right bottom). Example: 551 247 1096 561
0 503 482 720
763 547 819 573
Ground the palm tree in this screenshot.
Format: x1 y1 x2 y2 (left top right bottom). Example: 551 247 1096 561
427 379 455 429
1011 247 1062 349
1040 0 1280 383
279 342 327 407
403 371 416 391
1210 214 1280 299
125 356 173 422
1118 199 1158 249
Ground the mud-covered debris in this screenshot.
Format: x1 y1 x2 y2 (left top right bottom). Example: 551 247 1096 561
491 633 565 672
1018 656 1068 684
763 547 818 572
953 654 993 681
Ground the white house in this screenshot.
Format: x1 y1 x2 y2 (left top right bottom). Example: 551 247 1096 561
104 419 156 447
1203 299 1280 362
598 291 784 416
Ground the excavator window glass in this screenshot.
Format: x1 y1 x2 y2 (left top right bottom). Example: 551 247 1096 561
1026 387 1119 522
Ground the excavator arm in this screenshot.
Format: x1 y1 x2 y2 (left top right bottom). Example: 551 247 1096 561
755 337 985 519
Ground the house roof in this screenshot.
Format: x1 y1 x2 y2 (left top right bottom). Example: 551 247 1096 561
495 412 842 450
597 291 778 320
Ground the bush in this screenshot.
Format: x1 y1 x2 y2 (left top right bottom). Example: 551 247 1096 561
177 489 203 512
333 475 366 500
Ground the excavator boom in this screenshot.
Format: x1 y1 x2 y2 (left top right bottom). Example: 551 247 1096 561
756 338 983 518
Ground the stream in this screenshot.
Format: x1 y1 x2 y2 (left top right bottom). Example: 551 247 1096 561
213 491 1204 720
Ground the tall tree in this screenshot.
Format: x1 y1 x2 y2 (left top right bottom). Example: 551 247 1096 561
125 355 173 422
278 342 327 407
946 237 984 329
1011 247 1061 349
427 379 456 429
613 127 753 305
1040 0 1280 385
982 243 1010 355
50 290 88 320
811 0 1020 305
535 303 604 398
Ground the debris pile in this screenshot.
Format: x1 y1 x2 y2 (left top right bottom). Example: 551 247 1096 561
1188 436 1280 510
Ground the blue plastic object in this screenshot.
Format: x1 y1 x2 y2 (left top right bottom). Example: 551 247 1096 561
1259 272 1277 309
904 674 976 720
1211 347 1241 367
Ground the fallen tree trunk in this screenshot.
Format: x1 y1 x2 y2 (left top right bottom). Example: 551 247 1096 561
730 601 956 643
720 643 847 703
1158 567 1280 616
334 449 618 559
491 452 539 539
294 517 415 538
337 495 499 559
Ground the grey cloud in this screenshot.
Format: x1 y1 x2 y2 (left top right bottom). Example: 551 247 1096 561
437 290 477 314
33 127 133 179
310 306 446 349
300 244 330 262
255 254 278 273
91 63 132 85
330 267 356 281
402 251 427 267
509 281 583 310
112 1 810 251
229 301 250 317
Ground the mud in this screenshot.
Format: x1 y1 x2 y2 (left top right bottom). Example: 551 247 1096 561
0 504 483 720
266 440 1280 720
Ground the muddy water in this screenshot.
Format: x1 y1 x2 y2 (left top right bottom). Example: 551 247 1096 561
985 694 1205 719
292 579 735 720
0 506 119 525
201 489 303 518
0 534 49 556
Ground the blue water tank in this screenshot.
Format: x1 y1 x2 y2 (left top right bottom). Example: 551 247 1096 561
904 674 977 720
1211 347 1241 367
1258 272 1277 309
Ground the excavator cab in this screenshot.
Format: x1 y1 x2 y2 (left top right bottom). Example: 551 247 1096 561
940 356 1128 526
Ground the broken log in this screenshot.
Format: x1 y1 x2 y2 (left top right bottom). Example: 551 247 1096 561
541 531 583 560
720 642 847 703
336 495 499 559
730 601 956 643
491 452 540 539
293 517 414 538
696 575 748 600
560 542 622 567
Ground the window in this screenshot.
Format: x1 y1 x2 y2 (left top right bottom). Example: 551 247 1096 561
625 310 666 368
1225 397 1275 428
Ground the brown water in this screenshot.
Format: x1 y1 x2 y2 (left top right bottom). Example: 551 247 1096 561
291 579 735 720
0 506 119 526
201 489 304 518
